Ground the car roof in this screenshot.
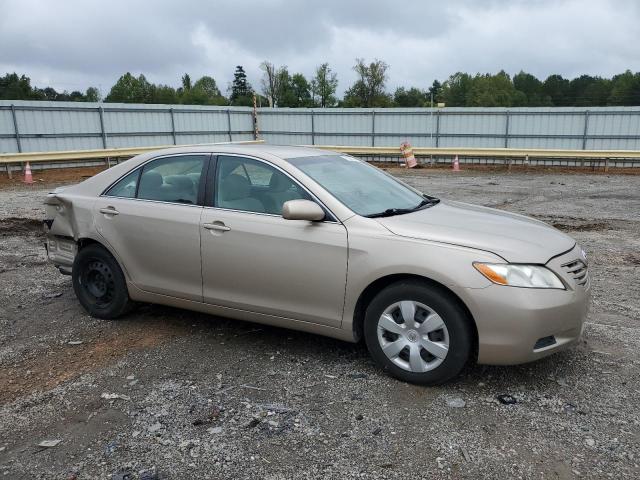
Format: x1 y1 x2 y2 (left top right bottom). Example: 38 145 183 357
151 143 337 160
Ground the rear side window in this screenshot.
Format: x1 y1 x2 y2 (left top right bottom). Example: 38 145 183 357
106 155 206 205
105 170 139 198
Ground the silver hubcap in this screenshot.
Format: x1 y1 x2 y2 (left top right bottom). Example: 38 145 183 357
377 300 449 373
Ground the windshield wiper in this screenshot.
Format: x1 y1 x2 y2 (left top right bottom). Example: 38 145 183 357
365 196 440 218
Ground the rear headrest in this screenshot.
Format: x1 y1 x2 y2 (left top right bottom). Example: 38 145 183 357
139 170 163 189
220 174 251 201
165 175 194 191
268 171 291 192
187 172 201 185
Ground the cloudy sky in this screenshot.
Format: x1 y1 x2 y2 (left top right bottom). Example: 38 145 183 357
1 0 639 96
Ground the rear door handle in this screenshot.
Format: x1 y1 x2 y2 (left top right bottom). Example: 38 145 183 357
203 222 231 232
99 207 119 215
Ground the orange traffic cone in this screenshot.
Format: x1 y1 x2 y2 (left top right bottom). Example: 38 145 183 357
23 162 34 184
452 155 461 172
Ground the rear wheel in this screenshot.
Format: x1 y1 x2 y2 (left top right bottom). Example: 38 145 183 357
72 244 133 319
364 280 472 385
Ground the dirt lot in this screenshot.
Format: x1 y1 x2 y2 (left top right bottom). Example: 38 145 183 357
0 167 639 479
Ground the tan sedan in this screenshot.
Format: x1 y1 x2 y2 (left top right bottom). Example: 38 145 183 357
44 144 590 384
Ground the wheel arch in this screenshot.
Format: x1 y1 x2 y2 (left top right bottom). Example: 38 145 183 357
352 273 478 360
75 236 131 281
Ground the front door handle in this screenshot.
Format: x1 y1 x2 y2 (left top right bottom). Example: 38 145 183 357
99 207 119 215
203 222 231 232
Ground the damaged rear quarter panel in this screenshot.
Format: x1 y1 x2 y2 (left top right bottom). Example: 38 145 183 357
44 189 99 268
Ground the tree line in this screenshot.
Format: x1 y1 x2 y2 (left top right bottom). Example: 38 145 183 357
2 60 640 107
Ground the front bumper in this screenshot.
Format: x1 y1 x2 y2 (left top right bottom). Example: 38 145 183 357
467 245 591 365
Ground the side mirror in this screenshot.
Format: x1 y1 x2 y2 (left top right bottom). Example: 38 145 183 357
282 199 325 221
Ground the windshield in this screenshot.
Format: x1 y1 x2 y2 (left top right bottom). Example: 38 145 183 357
288 155 431 217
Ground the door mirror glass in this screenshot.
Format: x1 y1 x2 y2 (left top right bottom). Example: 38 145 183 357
282 200 325 221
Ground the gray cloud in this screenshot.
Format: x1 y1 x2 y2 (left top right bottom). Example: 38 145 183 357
1 0 639 96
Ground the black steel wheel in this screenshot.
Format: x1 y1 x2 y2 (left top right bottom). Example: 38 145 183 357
72 244 134 319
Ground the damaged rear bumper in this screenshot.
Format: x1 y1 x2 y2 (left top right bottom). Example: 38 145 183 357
45 234 76 274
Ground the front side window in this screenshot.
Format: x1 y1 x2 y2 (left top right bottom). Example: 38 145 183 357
215 156 310 215
288 155 427 217
137 155 206 204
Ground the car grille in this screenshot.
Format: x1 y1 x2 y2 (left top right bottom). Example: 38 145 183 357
562 259 589 287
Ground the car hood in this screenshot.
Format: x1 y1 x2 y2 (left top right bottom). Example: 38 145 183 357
375 200 575 264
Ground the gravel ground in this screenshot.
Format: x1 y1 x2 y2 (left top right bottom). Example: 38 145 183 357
0 168 639 479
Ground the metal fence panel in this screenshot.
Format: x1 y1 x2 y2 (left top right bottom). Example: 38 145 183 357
440 113 506 135
174 110 229 133
104 110 171 134
107 134 174 148
509 112 585 136
260 111 311 133
313 112 371 134
0 138 18 153
21 136 103 152
1 101 640 155
375 112 435 135
589 112 640 136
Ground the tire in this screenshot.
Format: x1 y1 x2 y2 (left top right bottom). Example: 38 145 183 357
364 280 472 385
72 243 134 319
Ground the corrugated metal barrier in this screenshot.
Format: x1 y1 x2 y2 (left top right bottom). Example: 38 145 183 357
1 101 640 169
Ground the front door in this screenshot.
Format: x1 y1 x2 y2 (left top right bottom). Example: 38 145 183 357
200 155 348 327
95 154 208 301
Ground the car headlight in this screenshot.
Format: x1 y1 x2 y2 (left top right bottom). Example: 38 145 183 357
473 262 565 289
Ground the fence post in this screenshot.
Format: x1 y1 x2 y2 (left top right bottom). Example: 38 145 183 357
226 109 232 142
10 104 22 153
311 110 315 145
371 110 376 147
169 108 177 145
582 110 590 150
504 110 510 148
98 106 108 149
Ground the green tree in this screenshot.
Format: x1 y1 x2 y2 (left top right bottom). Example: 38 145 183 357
181 74 192 91
290 73 313 107
465 71 524 107
85 86 101 102
342 58 391 107
277 72 312 107
311 63 338 107
180 76 227 105
439 72 473 106
0 73 37 100
428 80 442 104
40 87 59 101
581 78 612 106
230 66 253 106
608 70 640 106
393 87 428 107
152 85 179 104
105 73 154 103
513 71 551 106
542 74 570 106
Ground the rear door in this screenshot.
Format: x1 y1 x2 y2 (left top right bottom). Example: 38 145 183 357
199 154 349 327
94 153 209 301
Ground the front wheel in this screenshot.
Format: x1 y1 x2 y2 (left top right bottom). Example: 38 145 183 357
72 244 134 319
364 281 472 385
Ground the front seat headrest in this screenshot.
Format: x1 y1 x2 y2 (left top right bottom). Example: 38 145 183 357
268 171 291 192
139 170 163 189
220 174 251 201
